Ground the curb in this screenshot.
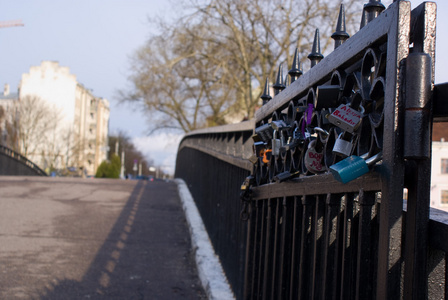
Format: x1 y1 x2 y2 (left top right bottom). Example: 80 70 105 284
175 179 235 300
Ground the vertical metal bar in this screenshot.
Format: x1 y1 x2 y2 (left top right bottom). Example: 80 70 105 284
250 200 263 300
298 195 315 300
262 199 274 300
339 193 354 300
332 195 346 300
376 2 410 298
289 197 303 300
277 197 294 300
319 194 342 300
355 190 376 300
403 3 437 299
271 199 282 299
256 199 268 299
244 200 257 300
312 195 325 299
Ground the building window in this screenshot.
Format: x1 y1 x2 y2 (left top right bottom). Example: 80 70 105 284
442 190 448 204
442 159 448 174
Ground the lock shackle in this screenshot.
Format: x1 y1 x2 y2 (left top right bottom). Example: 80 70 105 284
314 126 329 139
365 151 382 166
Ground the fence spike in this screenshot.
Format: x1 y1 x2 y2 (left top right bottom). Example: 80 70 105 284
363 0 385 25
288 48 303 83
261 77 272 105
332 4 350 49
360 7 368 29
273 64 286 96
308 29 324 68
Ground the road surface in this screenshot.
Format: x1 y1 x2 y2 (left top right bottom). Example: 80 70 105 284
0 176 206 299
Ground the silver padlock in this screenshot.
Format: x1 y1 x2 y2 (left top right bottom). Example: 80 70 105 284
271 130 281 156
327 104 364 133
332 133 355 157
271 120 288 131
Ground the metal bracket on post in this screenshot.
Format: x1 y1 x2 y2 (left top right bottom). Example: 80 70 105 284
403 52 432 159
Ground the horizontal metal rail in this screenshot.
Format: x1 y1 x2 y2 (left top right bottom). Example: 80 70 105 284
177 121 255 172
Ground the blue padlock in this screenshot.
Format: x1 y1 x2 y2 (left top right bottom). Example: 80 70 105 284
329 152 382 183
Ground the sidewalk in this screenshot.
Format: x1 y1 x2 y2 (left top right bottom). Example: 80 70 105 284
0 177 207 299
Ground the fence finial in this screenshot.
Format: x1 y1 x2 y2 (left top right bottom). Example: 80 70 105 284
332 4 350 49
289 48 303 83
363 0 385 24
360 7 368 29
261 77 272 105
273 64 286 96
308 29 324 68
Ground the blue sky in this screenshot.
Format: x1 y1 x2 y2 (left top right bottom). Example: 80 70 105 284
0 0 446 173
0 0 170 137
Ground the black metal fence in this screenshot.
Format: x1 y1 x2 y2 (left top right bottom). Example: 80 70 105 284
0 145 47 176
175 1 447 299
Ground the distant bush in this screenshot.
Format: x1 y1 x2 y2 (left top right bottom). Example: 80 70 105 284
95 153 121 178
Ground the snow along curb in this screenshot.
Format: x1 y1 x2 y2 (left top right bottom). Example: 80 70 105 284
175 179 235 300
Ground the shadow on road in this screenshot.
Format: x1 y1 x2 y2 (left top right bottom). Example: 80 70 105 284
38 180 205 299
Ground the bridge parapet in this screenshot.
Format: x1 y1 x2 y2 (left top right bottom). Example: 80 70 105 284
175 1 448 299
0 145 47 176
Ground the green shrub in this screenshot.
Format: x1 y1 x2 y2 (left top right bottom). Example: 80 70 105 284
95 153 121 178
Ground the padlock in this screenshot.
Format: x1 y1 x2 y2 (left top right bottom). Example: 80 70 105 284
274 170 301 183
281 128 304 152
296 105 308 114
271 130 281 156
255 123 274 143
248 155 258 165
304 127 328 174
327 104 364 133
320 108 332 125
329 151 382 183
332 132 355 157
314 85 341 110
271 120 289 131
304 140 326 173
253 141 266 158
251 134 262 143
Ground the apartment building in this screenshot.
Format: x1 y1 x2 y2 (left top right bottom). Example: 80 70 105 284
431 123 448 211
19 61 109 176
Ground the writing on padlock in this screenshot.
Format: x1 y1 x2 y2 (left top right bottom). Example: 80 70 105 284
328 104 364 133
329 151 382 183
304 144 325 173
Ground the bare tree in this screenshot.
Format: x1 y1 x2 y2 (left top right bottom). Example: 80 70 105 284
108 132 154 176
123 0 362 133
11 95 61 158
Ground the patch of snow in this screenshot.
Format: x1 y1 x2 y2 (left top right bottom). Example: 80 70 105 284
175 179 235 300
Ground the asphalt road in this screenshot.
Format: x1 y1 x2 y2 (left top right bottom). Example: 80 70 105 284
0 176 206 299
